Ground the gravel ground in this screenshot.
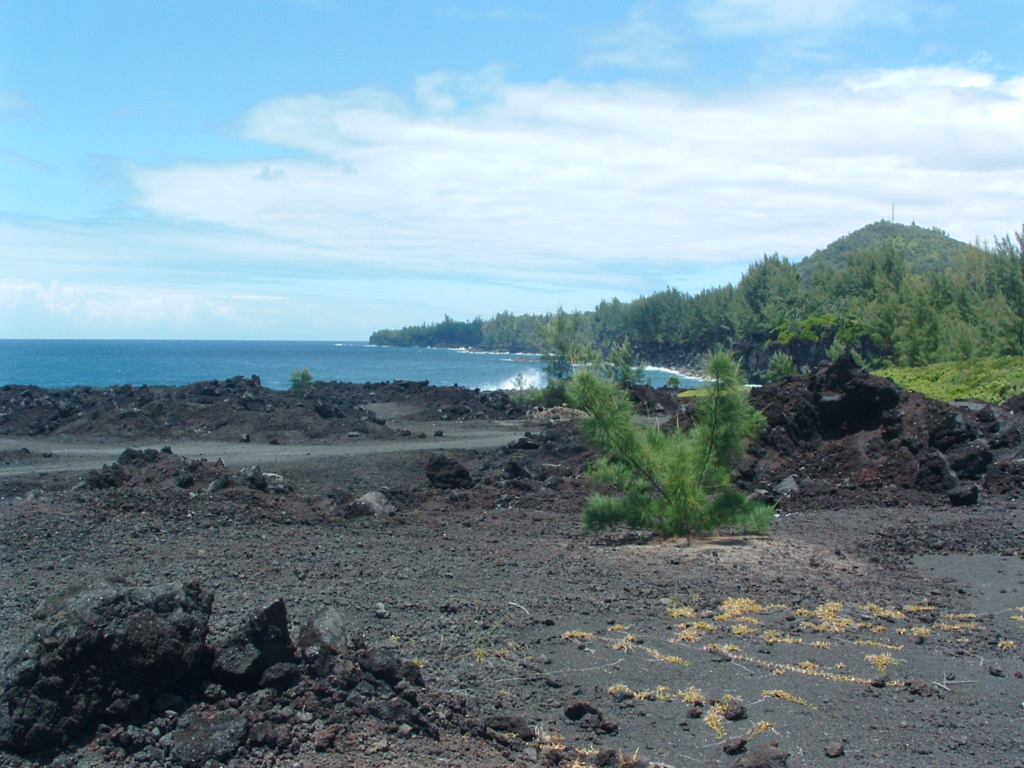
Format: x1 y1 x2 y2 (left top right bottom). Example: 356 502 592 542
3 367 1024 767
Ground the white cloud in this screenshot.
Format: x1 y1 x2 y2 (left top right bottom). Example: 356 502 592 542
582 7 687 70
125 65 1024 284
0 151 49 170
0 277 329 339
255 166 287 182
686 0 915 36
0 89 40 120
414 65 509 113
8 63 1024 339
0 280 204 325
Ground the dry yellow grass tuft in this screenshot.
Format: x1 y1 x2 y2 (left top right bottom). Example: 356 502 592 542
936 620 979 631
644 647 690 666
865 652 902 675
716 646 877 684
704 711 727 739
673 620 715 643
761 689 817 709
632 686 676 701
716 597 776 621
936 612 979 631
673 626 705 642
608 683 708 704
534 728 567 752
667 605 697 619
799 601 854 633
903 602 934 613
860 603 906 621
855 639 904 650
703 701 731 739
680 686 706 705
763 629 802 645
746 721 775 738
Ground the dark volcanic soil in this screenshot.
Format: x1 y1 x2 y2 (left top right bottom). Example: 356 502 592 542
2 362 1024 768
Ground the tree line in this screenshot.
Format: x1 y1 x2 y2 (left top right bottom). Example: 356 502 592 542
369 221 1024 376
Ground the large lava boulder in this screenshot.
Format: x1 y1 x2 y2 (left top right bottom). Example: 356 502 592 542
0 580 212 755
914 450 959 492
425 454 474 489
753 355 902 447
169 708 249 768
812 355 901 439
297 607 362 676
210 598 297 690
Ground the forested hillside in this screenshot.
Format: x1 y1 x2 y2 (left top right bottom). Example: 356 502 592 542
795 220 972 277
370 221 1024 379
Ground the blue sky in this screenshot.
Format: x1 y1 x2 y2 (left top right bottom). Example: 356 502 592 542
2 1 1023 340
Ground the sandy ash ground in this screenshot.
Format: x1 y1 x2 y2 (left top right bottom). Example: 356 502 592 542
2 360 1024 768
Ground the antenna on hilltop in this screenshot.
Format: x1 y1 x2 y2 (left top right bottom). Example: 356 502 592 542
891 203 895 224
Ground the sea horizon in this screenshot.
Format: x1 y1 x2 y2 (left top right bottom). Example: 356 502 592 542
1 339 701 392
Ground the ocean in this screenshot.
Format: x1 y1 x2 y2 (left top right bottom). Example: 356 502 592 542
0 340 701 392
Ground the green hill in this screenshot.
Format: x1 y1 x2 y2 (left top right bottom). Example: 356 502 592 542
796 220 976 278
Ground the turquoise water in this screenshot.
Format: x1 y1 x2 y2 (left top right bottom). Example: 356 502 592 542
0 340 700 391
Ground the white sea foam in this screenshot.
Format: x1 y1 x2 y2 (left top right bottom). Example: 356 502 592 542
491 369 546 391
637 365 704 388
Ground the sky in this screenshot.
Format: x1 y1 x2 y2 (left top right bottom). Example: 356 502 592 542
2 1 1023 340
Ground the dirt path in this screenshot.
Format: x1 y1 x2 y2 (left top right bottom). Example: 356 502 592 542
0 421 526 479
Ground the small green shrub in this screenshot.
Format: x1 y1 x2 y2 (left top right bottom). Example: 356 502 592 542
766 352 798 383
568 351 773 538
289 367 315 395
602 339 648 386
541 379 570 407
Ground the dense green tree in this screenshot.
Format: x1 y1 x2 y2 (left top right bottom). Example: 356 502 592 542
592 298 630 347
540 307 593 382
895 277 940 366
480 311 543 351
731 254 800 336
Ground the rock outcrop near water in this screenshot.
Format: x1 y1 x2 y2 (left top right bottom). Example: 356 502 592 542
0 378 525 443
